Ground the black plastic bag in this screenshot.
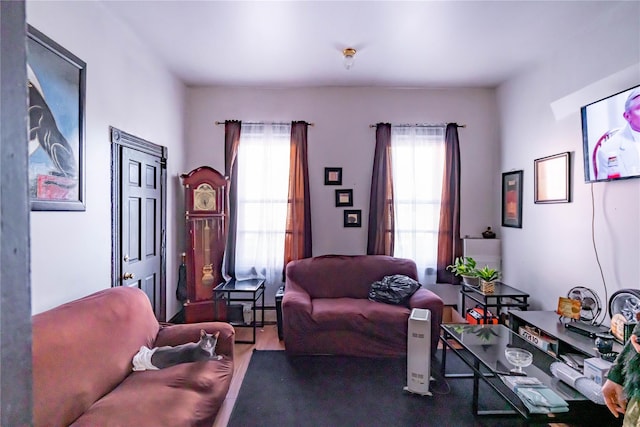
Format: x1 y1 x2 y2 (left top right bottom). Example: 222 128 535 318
368 274 421 306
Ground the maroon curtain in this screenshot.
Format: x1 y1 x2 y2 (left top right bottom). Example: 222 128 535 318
223 120 241 278
367 123 394 256
283 121 312 279
436 123 462 284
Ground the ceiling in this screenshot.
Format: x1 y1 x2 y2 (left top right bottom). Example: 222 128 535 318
100 1 625 88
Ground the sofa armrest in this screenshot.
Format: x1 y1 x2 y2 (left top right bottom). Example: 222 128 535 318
154 322 235 359
281 281 314 352
282 284 312 325
282 281 312 314
409 288 443 311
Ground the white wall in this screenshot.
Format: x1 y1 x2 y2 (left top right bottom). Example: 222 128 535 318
27 1 187 317
497 1 640 320
185 86 500 261
37 1 633 321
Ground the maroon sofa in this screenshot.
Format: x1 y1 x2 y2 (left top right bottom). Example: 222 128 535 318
282 254 444 357
32 286 234 427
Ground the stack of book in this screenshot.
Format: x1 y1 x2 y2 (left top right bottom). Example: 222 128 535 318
499 375 569 414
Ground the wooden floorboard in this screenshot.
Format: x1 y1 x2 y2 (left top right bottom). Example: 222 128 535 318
213 324 285 427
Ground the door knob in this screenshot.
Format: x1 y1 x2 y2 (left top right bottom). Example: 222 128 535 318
123 254 129 262
123 272 135 280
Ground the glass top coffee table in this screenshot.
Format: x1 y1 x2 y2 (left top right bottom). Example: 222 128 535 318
439 323 610 425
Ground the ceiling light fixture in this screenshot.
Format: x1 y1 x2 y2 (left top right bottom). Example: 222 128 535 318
343 48 356 70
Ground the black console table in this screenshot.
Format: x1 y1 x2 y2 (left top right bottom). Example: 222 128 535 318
460 281 529 324
509 310 623 360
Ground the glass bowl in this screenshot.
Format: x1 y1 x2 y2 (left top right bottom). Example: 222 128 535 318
504 347 533 373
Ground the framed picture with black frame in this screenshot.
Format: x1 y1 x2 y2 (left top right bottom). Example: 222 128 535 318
324 167 342 185
534 152 571 204
335 189 353 207
501 170 523 228
343 209 361 227
27 25 86 211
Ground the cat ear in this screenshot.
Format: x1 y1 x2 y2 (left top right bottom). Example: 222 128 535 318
214 331 220 338
200 329 206 338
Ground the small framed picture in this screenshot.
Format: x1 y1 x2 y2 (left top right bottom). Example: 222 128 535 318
343 209 362 227
324 167 342 185
534 152 571 204
335 189 353 207
501 170 523 228
557 296 581 320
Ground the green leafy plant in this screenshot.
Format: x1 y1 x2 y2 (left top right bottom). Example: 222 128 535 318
449 325 500 350
476 266 500 282
446 256 478 277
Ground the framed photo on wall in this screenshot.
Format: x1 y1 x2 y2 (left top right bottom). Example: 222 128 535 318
343 209 362 227
27 25 86 211
502 170 523 228
324 167 342 185
534 152 571 204
335 189 353 207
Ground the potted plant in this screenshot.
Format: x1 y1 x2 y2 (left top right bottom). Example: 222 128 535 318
476 266 500 293
446 257 479 287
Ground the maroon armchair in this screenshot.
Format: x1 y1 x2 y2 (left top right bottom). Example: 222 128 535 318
282 254 444 357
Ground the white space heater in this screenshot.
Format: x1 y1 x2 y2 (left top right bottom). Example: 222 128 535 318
404 308 432 396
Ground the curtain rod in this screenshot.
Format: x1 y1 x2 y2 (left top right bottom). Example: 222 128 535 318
368 123 466 128
215 120 314 126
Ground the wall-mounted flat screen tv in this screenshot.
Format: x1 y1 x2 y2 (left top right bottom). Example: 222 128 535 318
581 84 640 183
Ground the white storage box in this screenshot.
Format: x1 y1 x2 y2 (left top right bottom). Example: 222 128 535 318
583 357 613 386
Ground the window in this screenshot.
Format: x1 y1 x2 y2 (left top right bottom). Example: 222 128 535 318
391 126 445 284
235 123 291 285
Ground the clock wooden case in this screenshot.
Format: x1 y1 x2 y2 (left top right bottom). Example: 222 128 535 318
180 166 228 323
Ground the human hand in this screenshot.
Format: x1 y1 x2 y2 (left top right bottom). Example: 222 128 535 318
602 379 626 417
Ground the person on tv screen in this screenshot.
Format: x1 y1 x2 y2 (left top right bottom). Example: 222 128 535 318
595 88 640 180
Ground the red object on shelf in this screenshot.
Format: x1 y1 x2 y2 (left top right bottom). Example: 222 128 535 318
466 306 498 324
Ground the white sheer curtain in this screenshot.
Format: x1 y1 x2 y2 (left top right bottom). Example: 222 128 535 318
391 126 445 284
235 123 291 288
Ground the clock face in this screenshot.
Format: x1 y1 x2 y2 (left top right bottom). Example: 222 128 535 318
193 183 216 211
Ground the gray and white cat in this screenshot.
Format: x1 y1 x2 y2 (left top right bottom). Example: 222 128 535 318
132 329 221 371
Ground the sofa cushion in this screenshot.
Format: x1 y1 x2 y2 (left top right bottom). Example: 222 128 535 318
312 298 410 334
368 274 421 306
71 358 233 427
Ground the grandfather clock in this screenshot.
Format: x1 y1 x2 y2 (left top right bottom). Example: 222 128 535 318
181 166 228 323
